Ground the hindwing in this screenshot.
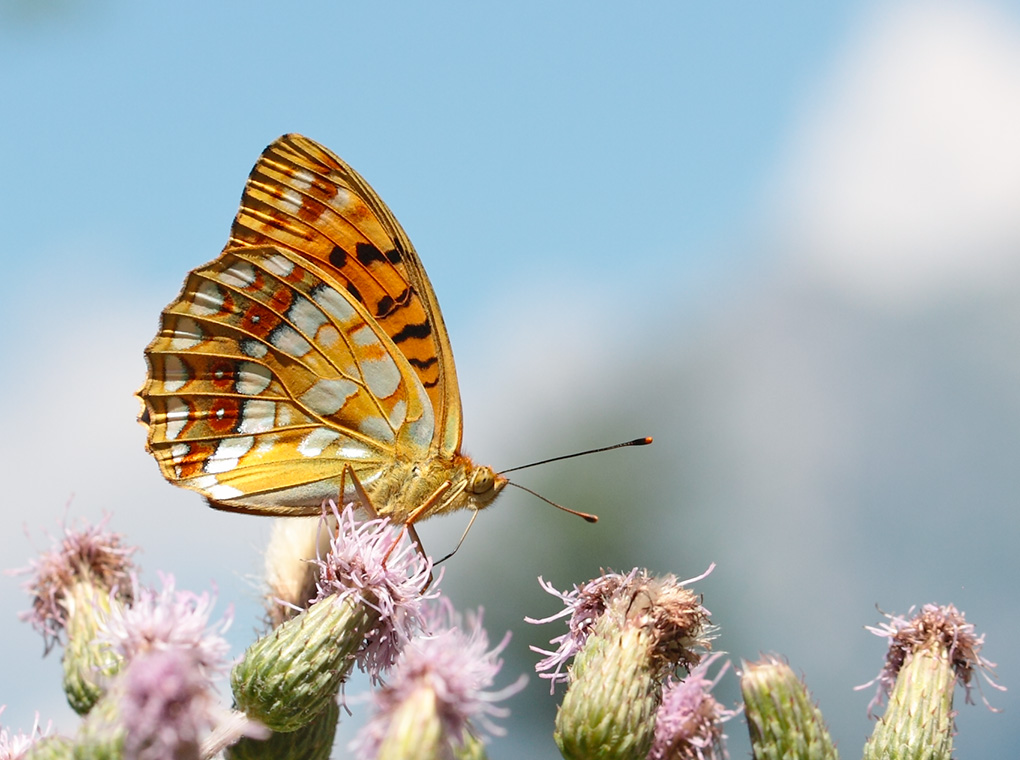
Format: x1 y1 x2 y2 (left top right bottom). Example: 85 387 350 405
141 245 436 514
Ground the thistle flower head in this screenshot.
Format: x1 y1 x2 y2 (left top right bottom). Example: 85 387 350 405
18 517 136 650
314 502 436 677
119 649 266 760
527 569 635 669
0 706 51 760
98 574 232 675
649 653 738 760
532 567 716 760
119 648 213 760
352 600 526 760
528 566 715 691
102 578 263 758
741 656 838 760
863 603 1003 712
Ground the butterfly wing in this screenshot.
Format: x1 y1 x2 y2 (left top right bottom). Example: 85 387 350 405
226 134 463 457
141 245 437 515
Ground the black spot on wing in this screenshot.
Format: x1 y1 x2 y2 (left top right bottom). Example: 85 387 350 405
392 319 433 343
329 245 348 268
347 282 363 303
375 287 414 318
355 242 386 266
408 356 439 370
385 248 402 264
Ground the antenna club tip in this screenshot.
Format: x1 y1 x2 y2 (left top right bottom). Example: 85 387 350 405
585 514 599 524
640 436 653 445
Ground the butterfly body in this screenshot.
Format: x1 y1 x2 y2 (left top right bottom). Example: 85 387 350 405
140 135 504 525
364 456 506 523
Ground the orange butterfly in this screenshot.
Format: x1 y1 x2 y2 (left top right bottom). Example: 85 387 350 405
139 134 506 527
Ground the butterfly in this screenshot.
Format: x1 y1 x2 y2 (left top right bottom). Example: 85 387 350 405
139 134 506 527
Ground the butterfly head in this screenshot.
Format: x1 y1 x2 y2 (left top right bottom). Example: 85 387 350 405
395 457 507 520
464 464 508 509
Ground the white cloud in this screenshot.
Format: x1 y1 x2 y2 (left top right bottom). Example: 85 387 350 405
773 0 1020 305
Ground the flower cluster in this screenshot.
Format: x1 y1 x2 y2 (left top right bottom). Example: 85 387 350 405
8 510 1004 760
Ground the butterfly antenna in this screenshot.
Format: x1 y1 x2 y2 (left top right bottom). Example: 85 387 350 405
507 482 599 523
498 436 653 475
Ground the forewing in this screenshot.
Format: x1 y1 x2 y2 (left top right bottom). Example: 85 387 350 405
227 133 462 456
140 246 436 515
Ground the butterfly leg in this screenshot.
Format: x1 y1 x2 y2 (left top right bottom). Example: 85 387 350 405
339 464 432 577
379 480 453 570
340 464 381 519
434 509 479 565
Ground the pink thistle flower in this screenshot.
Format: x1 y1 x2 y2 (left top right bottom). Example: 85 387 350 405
0 706 51 760
17 517 136 651
649 653 739 760
860 603 1004 714
314 502 437 679
528 566 715 692
119 649 265 760
526 569 640 688
98 574 232 675
352 600 526 760
101 578 264 758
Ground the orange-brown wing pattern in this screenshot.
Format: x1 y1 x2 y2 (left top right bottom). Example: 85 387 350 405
227 134 462 457
140 245 436 515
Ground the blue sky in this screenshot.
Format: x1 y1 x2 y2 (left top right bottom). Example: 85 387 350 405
1 3 853 304
4 1 1020 756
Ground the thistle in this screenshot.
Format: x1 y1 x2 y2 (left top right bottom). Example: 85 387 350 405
231 502 435 734
19 518 136 715
10 513 1007 759
740 655 839 760
262 514 336 628
0 706 53 760
351 600 526 760
861 604 1003 760
529 567 716 760
649 653 738 760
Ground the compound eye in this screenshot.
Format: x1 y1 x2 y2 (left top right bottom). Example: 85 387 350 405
469 466 495 494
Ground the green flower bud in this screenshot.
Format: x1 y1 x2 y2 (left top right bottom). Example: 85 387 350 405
226 701 339 760
22 735 75 760
352 603 517 760
555 609 662 760
232 592 377 732
453 732 488 760
62 581 124 715
532 569 714 760
863 647 954 760
72 688 125 760
740 657 839 760
861 603 1002 760
375 686 445 760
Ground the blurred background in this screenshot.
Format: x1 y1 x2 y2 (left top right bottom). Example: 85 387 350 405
2 0 1018 756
